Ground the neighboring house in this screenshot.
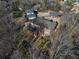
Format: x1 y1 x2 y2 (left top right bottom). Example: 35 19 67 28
25 10 37 20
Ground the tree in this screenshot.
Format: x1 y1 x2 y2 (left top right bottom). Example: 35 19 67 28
0 0 18 59
12 0 20 11
52 2 61 12
65 0 75 11
51 12 79 59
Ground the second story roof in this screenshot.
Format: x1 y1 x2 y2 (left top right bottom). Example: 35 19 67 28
33 17 57 30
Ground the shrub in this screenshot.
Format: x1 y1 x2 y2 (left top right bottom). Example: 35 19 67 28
12 0 20 11
13 11 22 18
52 2 61 12
65 0 75 9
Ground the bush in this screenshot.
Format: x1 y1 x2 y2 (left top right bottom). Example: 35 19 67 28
13 11 22 18
52 2 61 12
12 1 20 11
48 2 61 12
65 0 74 10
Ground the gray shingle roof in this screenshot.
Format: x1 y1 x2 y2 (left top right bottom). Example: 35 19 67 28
33 17 57 30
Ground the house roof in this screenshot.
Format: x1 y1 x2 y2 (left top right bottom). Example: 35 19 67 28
49 12 62 17
33 17 57 30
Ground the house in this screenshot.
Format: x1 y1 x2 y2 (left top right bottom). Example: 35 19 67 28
33 17 58 36
24 17 58 37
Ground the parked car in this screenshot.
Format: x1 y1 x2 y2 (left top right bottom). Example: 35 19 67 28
25 10 37 20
